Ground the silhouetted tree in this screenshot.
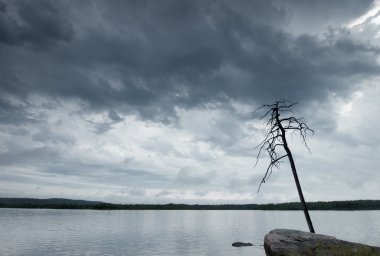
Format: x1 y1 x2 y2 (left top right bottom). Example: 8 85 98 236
255 100 315 233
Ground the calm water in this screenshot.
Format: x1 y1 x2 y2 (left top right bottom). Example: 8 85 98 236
1 209 379 256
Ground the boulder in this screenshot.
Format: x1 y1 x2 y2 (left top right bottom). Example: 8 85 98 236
232 242 253 247
264 229 380 256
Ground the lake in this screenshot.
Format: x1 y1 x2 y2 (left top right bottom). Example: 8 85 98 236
1 209 379 256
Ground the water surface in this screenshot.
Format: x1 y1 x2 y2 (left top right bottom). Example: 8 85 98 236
1 209 379 256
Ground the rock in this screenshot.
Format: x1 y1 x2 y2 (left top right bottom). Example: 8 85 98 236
232 242 253 247
264 229 380 256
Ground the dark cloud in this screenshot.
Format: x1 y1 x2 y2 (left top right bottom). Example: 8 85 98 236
1 1 380 203
0 96 36 125
1 0 379 127
108 110 123 122
0 0 74 46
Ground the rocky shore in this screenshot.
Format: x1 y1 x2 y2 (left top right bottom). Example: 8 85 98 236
264 229 380 256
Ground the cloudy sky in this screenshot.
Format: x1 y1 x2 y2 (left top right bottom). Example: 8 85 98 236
1 0 380 204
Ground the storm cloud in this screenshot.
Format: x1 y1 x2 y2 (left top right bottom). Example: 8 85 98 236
1 0 380 203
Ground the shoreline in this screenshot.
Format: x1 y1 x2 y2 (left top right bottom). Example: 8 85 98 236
1 198 380 210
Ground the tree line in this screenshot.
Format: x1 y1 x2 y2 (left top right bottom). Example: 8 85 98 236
1 199 380 210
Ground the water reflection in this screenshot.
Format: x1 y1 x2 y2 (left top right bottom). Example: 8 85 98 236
0 209 379 256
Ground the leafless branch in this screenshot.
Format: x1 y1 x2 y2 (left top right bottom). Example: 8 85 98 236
255 101 314 192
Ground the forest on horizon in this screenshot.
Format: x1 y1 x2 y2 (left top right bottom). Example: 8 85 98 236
0 198 379 211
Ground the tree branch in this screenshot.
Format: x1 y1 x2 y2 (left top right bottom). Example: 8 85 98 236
257 155 287 193
255 101 314 191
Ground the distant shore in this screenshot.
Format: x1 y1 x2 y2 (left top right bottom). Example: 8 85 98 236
1 198 380 210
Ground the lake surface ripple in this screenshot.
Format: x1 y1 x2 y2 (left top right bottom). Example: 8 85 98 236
1 209 379 256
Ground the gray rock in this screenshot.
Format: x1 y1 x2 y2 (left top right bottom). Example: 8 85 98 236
264 229 380 256
232 242 253 247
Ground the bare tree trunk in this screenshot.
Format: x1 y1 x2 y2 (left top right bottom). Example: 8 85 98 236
276 110 315 233
283 143 315 233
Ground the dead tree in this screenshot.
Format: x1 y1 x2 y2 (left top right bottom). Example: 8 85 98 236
255 100 315 233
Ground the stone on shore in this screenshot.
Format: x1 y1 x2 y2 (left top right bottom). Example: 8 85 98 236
232 242 253 247
264 229 380 256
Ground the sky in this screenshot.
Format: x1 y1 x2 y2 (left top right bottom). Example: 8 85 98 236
1 0 380 204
